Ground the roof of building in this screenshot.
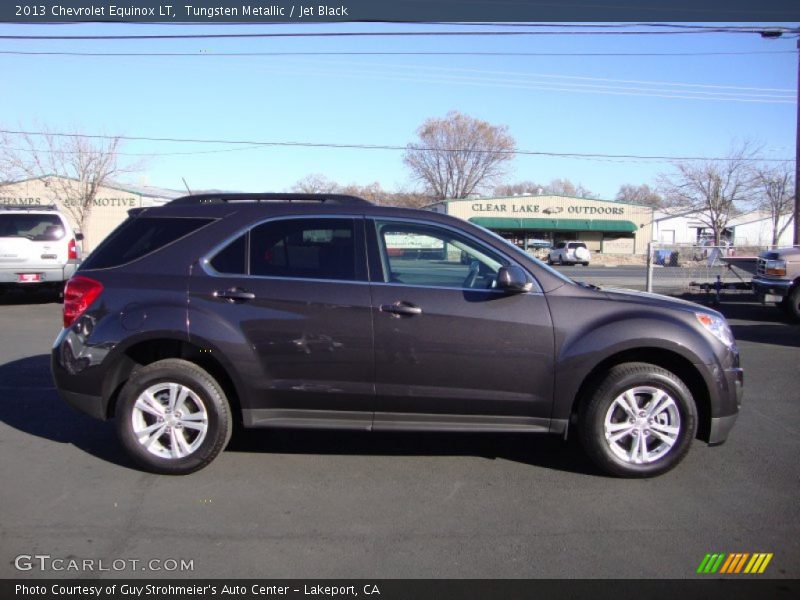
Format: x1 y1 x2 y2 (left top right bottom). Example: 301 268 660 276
729 211 794 228
426 194 653 209
0 175 183 200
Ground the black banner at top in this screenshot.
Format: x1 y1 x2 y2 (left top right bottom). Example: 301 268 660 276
1 0 800 23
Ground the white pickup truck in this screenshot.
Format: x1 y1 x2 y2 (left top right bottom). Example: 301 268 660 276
751 246 800 321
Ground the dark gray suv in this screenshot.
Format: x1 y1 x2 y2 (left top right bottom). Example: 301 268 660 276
51 194 743 477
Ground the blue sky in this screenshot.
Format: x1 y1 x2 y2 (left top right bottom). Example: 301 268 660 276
0 22 796 199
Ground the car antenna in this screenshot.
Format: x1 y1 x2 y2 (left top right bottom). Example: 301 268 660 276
181 177 193 195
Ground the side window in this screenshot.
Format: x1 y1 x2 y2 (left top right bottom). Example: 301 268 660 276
375 221 507 289
556 242 566 250
249 218 357 281
81 217 213 270
209 234 246 275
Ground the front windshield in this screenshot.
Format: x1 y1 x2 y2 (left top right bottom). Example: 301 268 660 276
477 225 576 286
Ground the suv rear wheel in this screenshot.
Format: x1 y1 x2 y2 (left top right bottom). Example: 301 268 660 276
115 359 232 475
578 363 697 478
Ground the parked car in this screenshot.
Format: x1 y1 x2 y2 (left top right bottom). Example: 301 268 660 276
548 241 591 266
51 193 742 477
692 238 732 263
0 204 82 295
752 246 800 321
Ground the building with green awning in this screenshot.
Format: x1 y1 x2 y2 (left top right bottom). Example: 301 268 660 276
426 195 653 255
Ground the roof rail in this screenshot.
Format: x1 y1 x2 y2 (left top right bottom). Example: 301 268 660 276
0 203 59 211
167 193 371 206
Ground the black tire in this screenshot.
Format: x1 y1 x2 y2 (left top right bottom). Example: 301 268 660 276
782 286 800 321
115 359 232 475
582 262 589 266
578 363 697 478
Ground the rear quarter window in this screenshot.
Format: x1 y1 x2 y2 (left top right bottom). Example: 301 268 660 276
81 217 213 269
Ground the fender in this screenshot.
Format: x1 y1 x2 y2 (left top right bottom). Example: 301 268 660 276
550 309 719 422
186 301 264 412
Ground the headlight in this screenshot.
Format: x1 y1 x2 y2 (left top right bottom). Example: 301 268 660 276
695 312 736 349
765 259 787 276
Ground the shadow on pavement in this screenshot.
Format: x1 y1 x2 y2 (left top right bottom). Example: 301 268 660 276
0 354 599 476
227 426 600 477
0 354 131 469
676 295 799 347
0 288 61 305
728 324 800 348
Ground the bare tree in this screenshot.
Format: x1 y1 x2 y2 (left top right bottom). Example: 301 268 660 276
616 183 663 208
0 127 133 235
385 189 432 209
494 179 596 199
494 180 543 197
658 143 758 245
403 111 516 200
752 164 795 246
291 173 339 194
290 175 430 208
545 178 597 199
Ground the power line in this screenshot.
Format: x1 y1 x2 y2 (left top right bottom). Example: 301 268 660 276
23 21 799 31
2 144 268 157
0 50 794 58
0 29 783 41
1 129 793 163
300 59 796 93
213 60 793 102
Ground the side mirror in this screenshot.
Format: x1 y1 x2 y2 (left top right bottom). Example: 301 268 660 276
496 265 532 293
75 232 84 241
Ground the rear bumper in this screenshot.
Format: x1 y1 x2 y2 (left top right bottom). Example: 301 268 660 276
57 388 107 421
0 263 77 285
51 340 110 421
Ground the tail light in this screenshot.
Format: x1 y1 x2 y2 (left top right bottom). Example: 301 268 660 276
68 238 78 260
63 276 103 328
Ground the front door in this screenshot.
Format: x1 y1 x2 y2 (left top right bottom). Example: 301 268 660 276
367 219 555 431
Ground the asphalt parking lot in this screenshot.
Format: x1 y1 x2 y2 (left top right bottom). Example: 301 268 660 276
0 286 798 580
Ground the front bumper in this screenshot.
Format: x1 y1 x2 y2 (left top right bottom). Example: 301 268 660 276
752 276 793 302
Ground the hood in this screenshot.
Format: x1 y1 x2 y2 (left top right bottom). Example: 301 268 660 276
602 287 722 317
760 247 800 262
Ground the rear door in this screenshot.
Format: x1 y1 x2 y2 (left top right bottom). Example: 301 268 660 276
367 218 555 431
188 216 375 429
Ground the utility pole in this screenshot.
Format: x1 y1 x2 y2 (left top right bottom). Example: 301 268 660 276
762 29 799 246
795 36 799 245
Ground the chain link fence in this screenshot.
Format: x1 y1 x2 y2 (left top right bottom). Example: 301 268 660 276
645 243 792 297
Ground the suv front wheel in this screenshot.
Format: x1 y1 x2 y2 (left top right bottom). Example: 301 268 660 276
115 359 232 475
578 363 697 478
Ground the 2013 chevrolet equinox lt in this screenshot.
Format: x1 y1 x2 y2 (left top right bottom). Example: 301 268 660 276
51 194 743 477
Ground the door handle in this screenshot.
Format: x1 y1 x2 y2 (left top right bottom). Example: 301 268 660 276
214 288 255 302
380 302 422 317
